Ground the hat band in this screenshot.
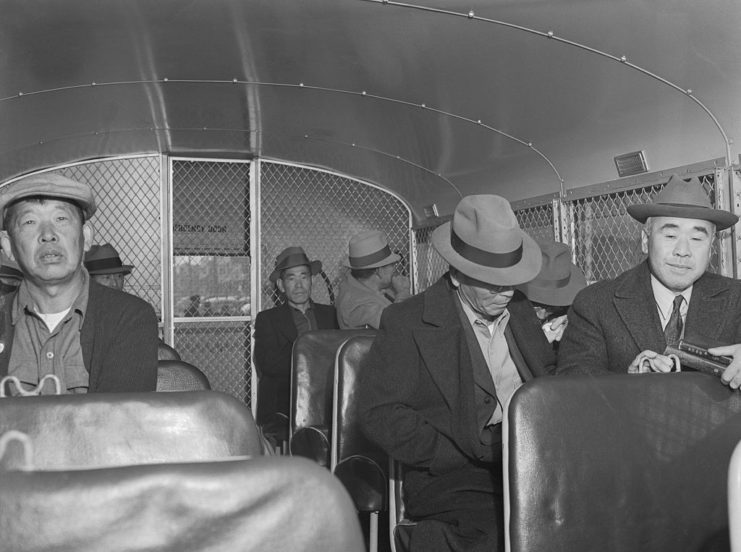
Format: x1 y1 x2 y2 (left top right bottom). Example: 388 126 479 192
86 258 125 272
349 246 392 268
450 229 522 268
534 273 571 289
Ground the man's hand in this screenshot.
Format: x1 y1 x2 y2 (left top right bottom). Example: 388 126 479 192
391 275 411 301
627 350 676 374
542 315 568 343
708 344 741 389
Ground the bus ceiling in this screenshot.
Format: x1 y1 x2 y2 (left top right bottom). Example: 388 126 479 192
1 0 739 220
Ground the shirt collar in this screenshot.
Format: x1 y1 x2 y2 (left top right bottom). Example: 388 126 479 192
12 269 90 329
650 274 691 321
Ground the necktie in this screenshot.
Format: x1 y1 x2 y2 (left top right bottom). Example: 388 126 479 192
664 295 684 347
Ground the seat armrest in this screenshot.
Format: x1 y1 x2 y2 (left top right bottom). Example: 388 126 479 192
289 425 330 467
333 454 387 512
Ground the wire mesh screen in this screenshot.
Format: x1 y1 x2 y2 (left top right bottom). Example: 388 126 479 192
174 321 251 401
412 224 448 292
58 157 162 314
515 203 557 244
171 159 251 403
259 162 410 309
567 173 720 284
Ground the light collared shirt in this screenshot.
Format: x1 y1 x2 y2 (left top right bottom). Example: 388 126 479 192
9 270 91 395
457 291 523 426
650 275 691 333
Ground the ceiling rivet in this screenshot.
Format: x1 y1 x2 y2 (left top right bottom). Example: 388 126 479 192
468 10 475 18
620 56 627 62
547 31 554 38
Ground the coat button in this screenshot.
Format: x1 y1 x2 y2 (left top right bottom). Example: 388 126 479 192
484 396 492 404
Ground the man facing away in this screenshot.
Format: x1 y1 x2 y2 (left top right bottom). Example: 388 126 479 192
557 174 741 388
336 229 410 329
0 173 158 394
358 195 556 552
253 246 338 444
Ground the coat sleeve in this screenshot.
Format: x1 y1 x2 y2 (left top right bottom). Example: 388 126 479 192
253 310 293 379
95 298 158 392
556 289 612 375
358 307 470 474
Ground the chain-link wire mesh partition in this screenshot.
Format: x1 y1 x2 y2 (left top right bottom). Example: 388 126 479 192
259 162 411 309
171 159 251 402
515 202 557 245
566 173 720 284
58 156 162 314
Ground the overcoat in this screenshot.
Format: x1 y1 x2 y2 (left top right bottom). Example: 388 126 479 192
358 275 555 523
253 301 338 425
557 261 741 375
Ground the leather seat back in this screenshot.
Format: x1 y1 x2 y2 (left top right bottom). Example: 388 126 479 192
505 373 741 552
0 390 263 469
157 359 211 391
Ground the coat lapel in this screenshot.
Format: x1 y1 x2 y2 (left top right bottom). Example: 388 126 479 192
685 273 732 344
613 262 665 351
275 303 298 342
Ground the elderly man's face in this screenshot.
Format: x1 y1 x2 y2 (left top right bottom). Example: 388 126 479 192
451 270 515 320
1 199 92 287
642 216 714 293
92 272 126 291
277 265 313 308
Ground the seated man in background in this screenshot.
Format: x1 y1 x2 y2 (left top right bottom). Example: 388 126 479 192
0 250 22 296
0 173 158 394
84 243 133 292
253 246 338 445
336 229 410 329
557 174 741 388
359 195 556 552
518 239 586 347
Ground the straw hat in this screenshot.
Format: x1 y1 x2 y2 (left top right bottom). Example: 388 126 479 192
519 240 586 307
85 244 133 275
431 195 541 286
627 174 738 230
345 230 400 269
269 246 322 283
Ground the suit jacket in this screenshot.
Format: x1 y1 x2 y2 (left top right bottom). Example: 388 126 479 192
557 261 741 375
358 275 555 517
0 280 158 392
253 301 338 425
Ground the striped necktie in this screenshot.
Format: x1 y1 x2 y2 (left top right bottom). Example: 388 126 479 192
664 295 684 347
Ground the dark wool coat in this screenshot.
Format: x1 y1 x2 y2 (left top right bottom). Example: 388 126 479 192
253 301 338 425
0 280 158 392
557 261 741 375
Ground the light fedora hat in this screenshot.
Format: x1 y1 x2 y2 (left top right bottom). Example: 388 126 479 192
519 240 586 307
627 174 738 231
269 246 322 283
431 195 541 286
85 243 133 275
346 230 401 269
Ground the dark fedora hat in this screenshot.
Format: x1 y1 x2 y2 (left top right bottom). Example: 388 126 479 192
269 246 322 283
627 174 738 231
431 195 541 286
519 240 586 307
85 244 133 275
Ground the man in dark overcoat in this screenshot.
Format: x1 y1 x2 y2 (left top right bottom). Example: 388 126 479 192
253 246 338 445
358 195 556 552
557 174 741 388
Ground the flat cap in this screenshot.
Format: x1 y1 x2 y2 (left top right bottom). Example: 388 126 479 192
0 173 97 230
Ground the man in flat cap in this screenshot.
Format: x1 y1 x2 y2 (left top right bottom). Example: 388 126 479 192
0 173 158 394
85 243 133 292
359 196 555 552
336 229 411 329
253 246 338 446
558 174 741 387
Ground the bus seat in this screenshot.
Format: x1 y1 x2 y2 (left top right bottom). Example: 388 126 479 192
729 439 741 551
0 434 365 552
157 340 182 361
157 359 211 391
505 373 741 552
332 335 387 552
289 328 375 465
0 390 263 469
